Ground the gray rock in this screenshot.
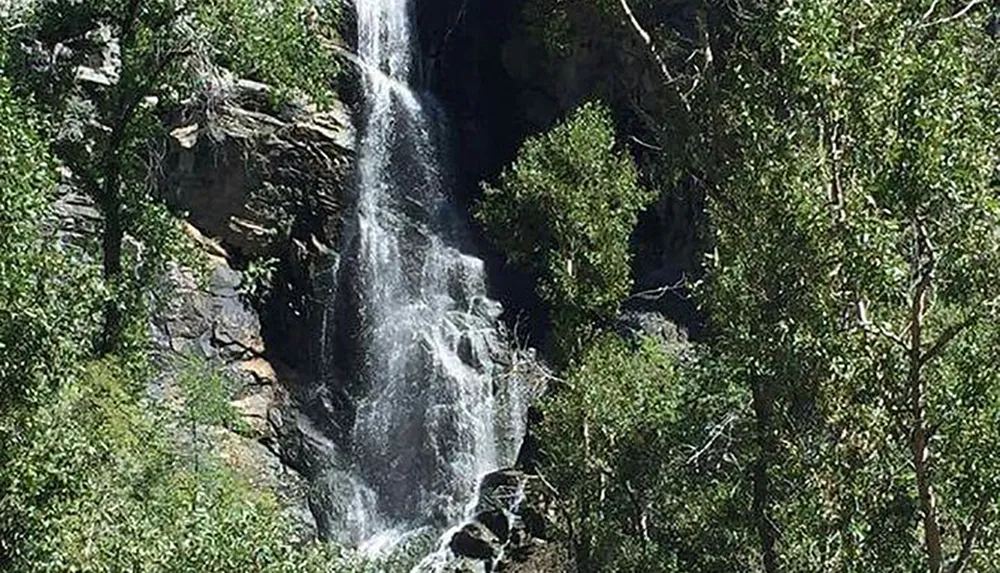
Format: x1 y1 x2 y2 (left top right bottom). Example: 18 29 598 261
50 182 101 246
450 521 499 561
149 251 318 538
476 510 510 544
163 77 354 259
419 468 574 573
152 257 263 361
615 309 688 346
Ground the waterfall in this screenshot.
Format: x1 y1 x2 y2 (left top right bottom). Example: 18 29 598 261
311 0 525 555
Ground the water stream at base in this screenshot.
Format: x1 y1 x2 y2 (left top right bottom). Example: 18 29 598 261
312 0 526 564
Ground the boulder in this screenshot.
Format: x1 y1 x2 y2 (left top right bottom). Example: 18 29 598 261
450 521 500 561
476 510 510 544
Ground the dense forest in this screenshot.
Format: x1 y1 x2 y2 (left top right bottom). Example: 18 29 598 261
2 0 1000 572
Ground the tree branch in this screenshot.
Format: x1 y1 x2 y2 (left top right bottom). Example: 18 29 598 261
618 0 674 83
908 216 944 573
120 0 144 50
921 0 942 22
617 0 692 112
919 315 979 368
686 411 739 464
628 276 688 302
856 299 908 350
949 500 988 573
919 0 985 28
121 46 193 127
629 134 663 151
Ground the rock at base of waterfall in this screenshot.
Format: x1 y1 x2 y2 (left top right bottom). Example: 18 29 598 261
450 521 500 561
476 510 510 544
419 468 575 573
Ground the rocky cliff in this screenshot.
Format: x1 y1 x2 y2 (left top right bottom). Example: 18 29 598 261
156 74 361 534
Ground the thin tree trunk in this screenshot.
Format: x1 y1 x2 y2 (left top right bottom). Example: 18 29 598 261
98 114 126 356
908 219 943 573
98 145 124 356
751 378 779 573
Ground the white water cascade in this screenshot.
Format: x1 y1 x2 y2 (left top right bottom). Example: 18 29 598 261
313 0 526 559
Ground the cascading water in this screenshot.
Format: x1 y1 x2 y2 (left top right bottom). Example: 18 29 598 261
312 0 527 558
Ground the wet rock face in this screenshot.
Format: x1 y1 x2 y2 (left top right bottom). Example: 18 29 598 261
412 0 707 335
411 0 547 339
451 521 501 561
415 0 527 185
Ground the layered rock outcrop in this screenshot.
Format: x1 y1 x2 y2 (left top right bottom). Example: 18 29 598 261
151 245 316 537
163 78 353 260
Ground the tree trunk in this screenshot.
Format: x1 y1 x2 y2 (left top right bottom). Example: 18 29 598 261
751 378 779 573
908 218 943 573
97 141 124 356
912 422 943 573
96 1 142 356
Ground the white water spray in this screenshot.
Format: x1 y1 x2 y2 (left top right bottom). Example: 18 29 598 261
314 0 525 555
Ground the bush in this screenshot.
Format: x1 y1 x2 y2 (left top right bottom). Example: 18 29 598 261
1 359 365 572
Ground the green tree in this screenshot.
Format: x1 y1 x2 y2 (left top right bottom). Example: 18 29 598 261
512 0 1000 570
696 1 1000 570
538 333 751 572
6 0 341 356
174 354 242 511
0 68 102 569
0 77 98 413
9 0 205 354
195 0 341 105
477 101 654 359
